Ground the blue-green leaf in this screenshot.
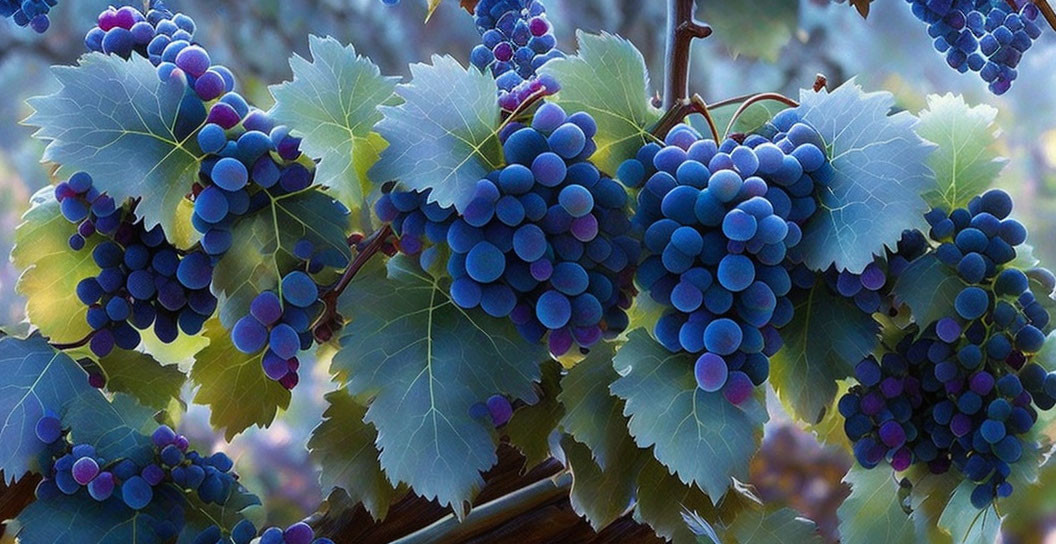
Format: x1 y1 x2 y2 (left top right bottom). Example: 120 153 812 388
558 342 627 470
369 55 503 212
837 466 916 544
562 435 647 530
332 257 545 517
700 0 797 62
64 392 156 467
270 36 398 211
16 492 171 544
794 80 935 273
539 32 662 175
937 481 1001 544
770 284 880 424
892 254 967 329
25 54 204 236
916 94 1006 211
611 330 767 501
0 335 92 483
726 506 822 544
506 360 563 470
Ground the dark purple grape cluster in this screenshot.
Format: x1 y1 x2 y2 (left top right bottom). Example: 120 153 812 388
56 172 217 357
469 394 514 426
471 0 565 111
906 0 1043 94
34 418 240 531
842 190 1056 507
200 520 332 544
376 103 638 356
0 0 56 33
621 110 831 404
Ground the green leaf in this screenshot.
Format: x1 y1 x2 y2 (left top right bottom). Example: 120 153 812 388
557 342 626 470
94 349 185 410
634 458 749 544
905 469 958 544
332 257 546 517
937 481 1001 544
270 36 398 211
837 466 916 544
308 389 398 521
562 436 647 531
700 0 798 62
611 330 767 500
794 80 935 273
916 94 1006 211
212 190 351 329
892 254 967 329
770 284 879 424
726 506 822 544
506 360 564 469
179 481 261 542
369 55 503 212
13 188 100 343
64 392 157 467
16 492 171 544
1035 331 1056 373
190 319 291 440
25 54 204 235
0 335 92 483
539 32 662 175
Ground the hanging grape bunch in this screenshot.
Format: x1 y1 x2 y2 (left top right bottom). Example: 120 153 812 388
0 0 56 32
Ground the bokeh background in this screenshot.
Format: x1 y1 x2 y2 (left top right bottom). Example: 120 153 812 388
3 0 1056 541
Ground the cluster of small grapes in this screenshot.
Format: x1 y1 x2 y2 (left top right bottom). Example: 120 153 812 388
841 190 1056 507
196 520 334 544
231 267 322 390
35 418 239 529
469 394 514 426
620 112 830 404
471 0 565 111
906 0 1044 94
377 103 637 356
56 173 217 357
0 0 56 33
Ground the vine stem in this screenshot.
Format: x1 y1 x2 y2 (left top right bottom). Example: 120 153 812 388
1036 0 1056 31
389 472 573 544
650 94 720 142
722 92 801 138
311 224 393 341
662 0 712 109
51 331 95 351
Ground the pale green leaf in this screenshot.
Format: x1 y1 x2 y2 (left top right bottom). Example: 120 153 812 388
837 466 916 544
726 506 822 544
937 481 1001 544
635 458 751 544
562 436 647 531
557 342 626 470
94 349 185 410
506 360 563 470
700 0 798 62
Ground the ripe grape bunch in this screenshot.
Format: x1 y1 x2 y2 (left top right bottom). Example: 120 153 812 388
0 0 57 33
34 415 242 539
906 0 1043 94
377 102 639 356
841 189 1056 507
471 0 565 111
56 172 217 357
196 520 335 544
621 112 830 405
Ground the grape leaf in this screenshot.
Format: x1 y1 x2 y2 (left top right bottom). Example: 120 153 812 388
562 436 647 531
611 330 767 501
770 284 880 424
94 349 185 410
212 190 351 329
270 35 398 211
700 0 798 62
25 54 205 236
726 506 822 544
917 94 1006 211
937 481 1001 544
12 188 101 344
904 468 959 544
837 466 916 544
506 360 564 470
892 254 967 329
369 55 503 213
557 342 627 470
16 492 172 544
64 392 157 467
539 32 662 175
179 481 262 542
0 335 92 483
332 257 546 518
308 389 398 521
190 319 291 440
634 458 749 544
794 80 935 273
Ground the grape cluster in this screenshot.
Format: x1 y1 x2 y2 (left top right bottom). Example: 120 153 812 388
195 520 334 544
0 0 56 33
471 0 565 111
621 112 830 404
469 394 514 426
231 270 321 390
57 173 217 357
35 419 239 530
906 0 1043 94
377 103 637 356
842 190 1056 507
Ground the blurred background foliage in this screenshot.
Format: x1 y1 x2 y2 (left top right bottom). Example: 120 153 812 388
3 0 1056 541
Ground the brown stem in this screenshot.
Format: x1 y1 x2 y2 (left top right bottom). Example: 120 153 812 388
51 331 96 351
1036 0 1056 31
722 92 800 139
662 0 712 109
311 224 394 342
650 94 719 142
